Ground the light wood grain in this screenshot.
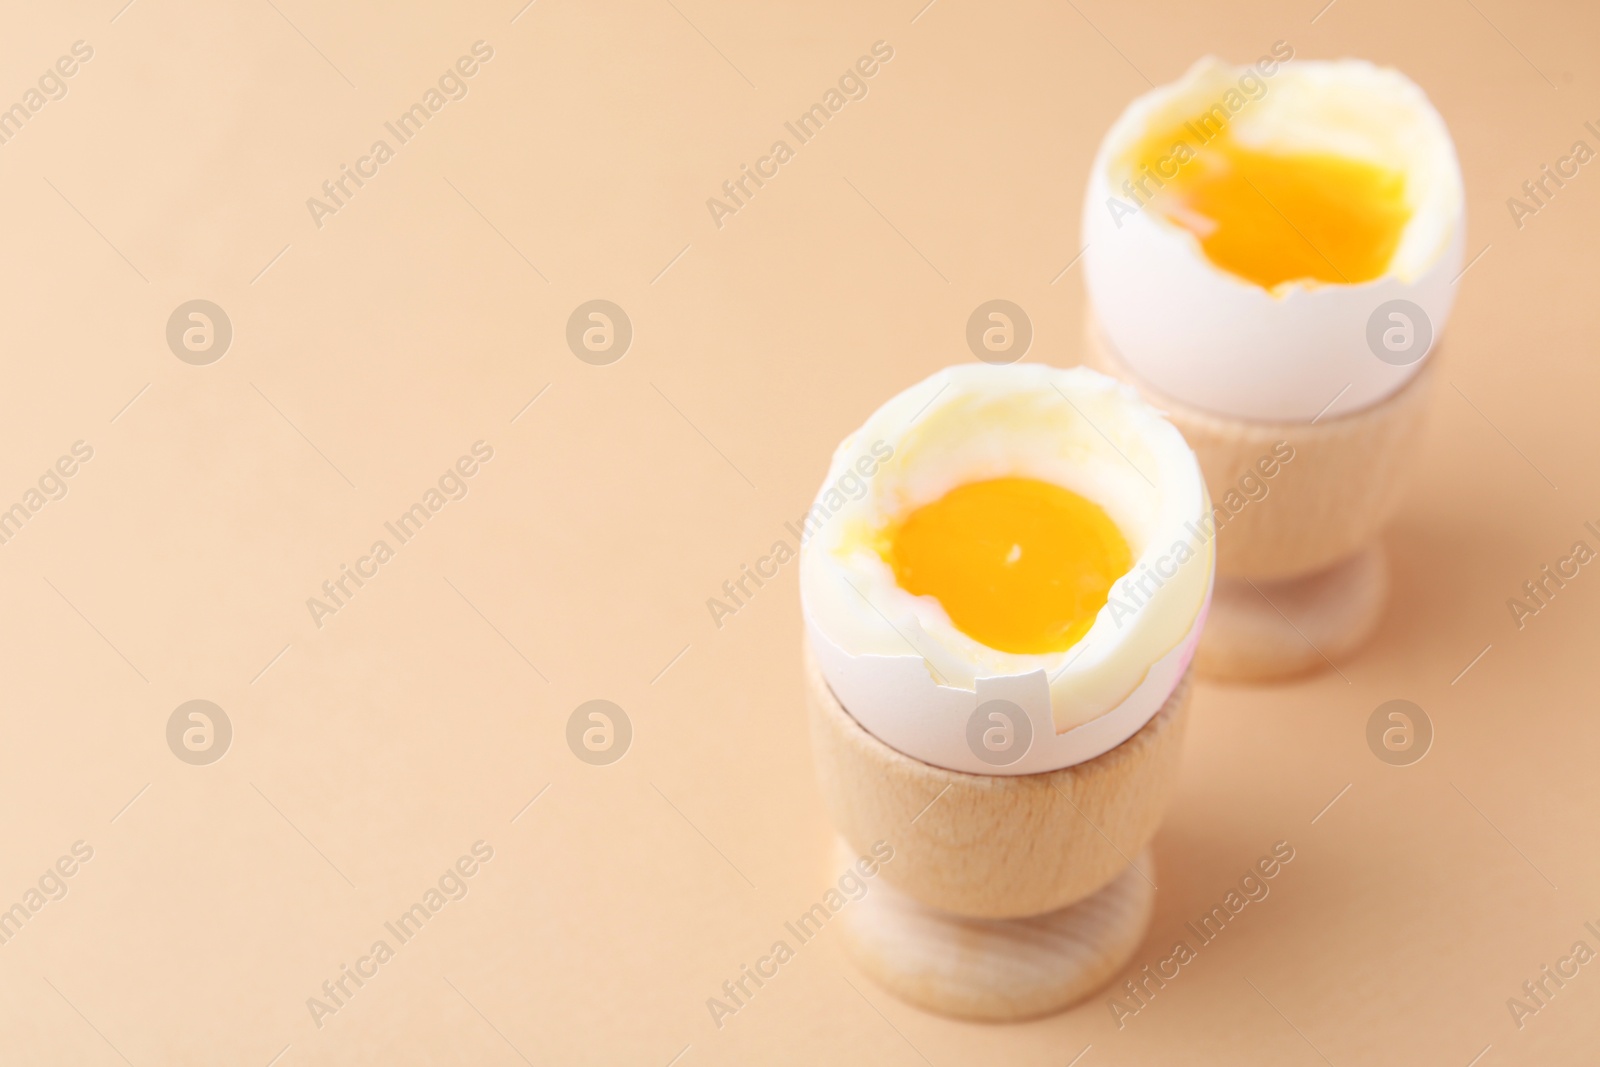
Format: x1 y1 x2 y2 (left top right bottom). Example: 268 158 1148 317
834 839 1155 1021
1082 313 1435 582
806 642 1190 919
1197 543 1389 682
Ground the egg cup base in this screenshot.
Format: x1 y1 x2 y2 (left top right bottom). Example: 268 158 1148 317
1082 312 1435 581
831 837 1155 1022
806 640 1190 919
1197 542 1389 683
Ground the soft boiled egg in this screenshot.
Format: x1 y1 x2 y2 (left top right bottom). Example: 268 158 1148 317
1082 55 1465 421
800 364 1213 776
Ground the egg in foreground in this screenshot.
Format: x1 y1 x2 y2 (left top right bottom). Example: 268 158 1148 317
1082 54 1465 421
800 364 1213 776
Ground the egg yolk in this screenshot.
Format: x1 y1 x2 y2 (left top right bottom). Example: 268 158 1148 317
1129 119 1411 288
884 477 1131 656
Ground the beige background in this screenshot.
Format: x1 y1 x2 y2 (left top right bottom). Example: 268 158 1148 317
1 0 1597 1063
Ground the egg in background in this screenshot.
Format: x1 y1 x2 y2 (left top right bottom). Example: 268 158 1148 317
1082 54 1466 422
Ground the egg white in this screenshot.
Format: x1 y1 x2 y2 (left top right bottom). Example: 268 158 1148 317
1083 58 1465 422
800 364 1213 775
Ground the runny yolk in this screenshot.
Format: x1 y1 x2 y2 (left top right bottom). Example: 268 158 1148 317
883 477 1131 656
1129 119 1411 289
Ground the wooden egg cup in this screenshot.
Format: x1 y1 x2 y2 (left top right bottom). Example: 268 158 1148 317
806 644 1191 1020
1083 315 1435 682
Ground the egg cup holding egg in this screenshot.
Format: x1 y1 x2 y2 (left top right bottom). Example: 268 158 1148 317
1081 56 1464 681
800 364 1213 1020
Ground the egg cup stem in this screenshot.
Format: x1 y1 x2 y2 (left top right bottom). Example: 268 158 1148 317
830 837 1156 1022
806 642 1192 1018
1201 543 1389 681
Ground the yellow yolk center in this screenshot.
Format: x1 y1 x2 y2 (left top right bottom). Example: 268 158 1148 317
1129 119 1411 288
884 477 1131 656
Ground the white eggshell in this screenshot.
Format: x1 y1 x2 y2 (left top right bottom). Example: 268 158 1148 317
1082 58 1466 422
806 601 1206 776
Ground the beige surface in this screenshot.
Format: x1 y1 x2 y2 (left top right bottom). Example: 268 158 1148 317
2 2 1597 1064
